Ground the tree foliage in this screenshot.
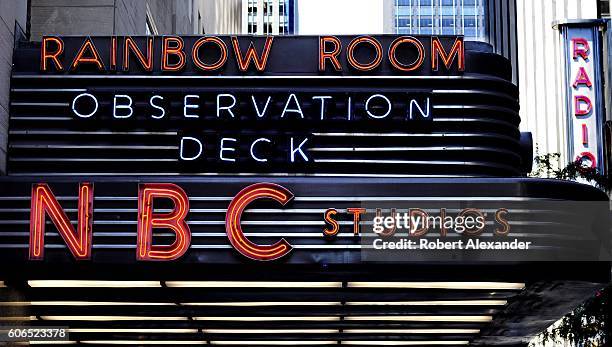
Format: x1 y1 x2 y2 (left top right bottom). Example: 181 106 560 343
530 286 609 347
530 151 610 346
531 150 611 192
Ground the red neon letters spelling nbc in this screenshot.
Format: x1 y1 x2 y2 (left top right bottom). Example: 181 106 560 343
29 182 297 262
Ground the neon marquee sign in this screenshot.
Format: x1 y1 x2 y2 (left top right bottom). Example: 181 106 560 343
22 35 473 261
40 35 465 74
27 182 298 261
29 35 467 172
28 182 510 262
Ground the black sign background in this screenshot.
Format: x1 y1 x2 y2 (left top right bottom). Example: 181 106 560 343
9 35 522 177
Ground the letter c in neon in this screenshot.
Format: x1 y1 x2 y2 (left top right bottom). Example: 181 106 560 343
226 183 294 261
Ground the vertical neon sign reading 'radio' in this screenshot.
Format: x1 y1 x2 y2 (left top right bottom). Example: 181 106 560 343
558 20 606 173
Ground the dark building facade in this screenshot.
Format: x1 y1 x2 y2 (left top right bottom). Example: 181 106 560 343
0 1 28 175
28 0 198 39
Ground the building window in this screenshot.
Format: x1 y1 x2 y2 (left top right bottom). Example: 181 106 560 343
395 0 487 41
246 0 294 35
279 0 288 34
199 12 204 34
247 0 257 34
145 4 158 35
600 0 610 17
146 16 154 35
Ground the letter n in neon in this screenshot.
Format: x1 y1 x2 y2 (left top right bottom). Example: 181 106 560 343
29 183 94 260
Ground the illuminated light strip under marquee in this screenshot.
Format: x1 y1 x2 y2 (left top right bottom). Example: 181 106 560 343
25 280 523 290
1 300 507 307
